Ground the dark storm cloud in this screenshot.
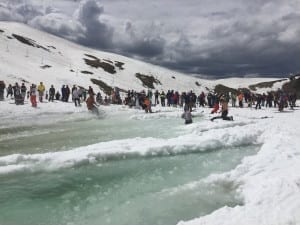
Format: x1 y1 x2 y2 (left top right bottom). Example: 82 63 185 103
123 37 165 57
75 0 113 49
1 0 300 77
155 2 300 77
115 21 166 58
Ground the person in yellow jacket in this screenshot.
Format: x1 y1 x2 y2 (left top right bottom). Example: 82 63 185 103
37 82 45 102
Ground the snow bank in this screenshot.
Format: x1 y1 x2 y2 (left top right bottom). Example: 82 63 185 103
0 98 299 225
178 107 300 225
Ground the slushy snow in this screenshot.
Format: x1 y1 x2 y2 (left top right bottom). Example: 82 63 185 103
0 99 299 225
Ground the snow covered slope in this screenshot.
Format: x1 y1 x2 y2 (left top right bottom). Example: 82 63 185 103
0 22 285 95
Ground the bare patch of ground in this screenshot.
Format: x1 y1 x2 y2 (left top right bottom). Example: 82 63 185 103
135 73 162 89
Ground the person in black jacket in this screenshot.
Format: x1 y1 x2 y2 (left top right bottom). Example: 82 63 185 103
49 85 55 102
0 81 5 101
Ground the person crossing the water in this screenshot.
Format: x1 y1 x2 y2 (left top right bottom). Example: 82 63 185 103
182 105 193 124
211 97 233 121
86 93 99 115
144 96 152 113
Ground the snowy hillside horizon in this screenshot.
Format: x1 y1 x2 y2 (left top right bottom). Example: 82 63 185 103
0 21 298 97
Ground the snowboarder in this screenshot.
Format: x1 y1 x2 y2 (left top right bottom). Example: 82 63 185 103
37 82 45 102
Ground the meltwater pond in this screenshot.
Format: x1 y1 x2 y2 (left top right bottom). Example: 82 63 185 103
0 109 260 225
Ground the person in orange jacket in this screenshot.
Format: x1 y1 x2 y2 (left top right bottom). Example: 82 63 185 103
144 97 152 113
86 93 99 115
238 93 244 108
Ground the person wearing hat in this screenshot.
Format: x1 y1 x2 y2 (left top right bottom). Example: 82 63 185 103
210 98 233 121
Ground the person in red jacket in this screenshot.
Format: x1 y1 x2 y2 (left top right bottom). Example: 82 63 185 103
211 100 219 114
30 84 37 107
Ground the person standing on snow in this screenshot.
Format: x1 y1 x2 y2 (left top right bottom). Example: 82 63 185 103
65 85 70 102
49 85 55 102
20 83 27 101
160 91 166 107
30 84 37 107
6 84 13 98
72 87 81 107
154 90 160 105
37 82 45 102
0 81 5 101
14 83 23 105
238 92 243 108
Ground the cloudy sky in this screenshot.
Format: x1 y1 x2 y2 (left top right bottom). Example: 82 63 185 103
1 0 300 78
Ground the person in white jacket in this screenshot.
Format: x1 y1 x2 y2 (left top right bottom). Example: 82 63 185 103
72 87 81 107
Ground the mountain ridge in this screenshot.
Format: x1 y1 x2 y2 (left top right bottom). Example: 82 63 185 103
0 21 292 96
